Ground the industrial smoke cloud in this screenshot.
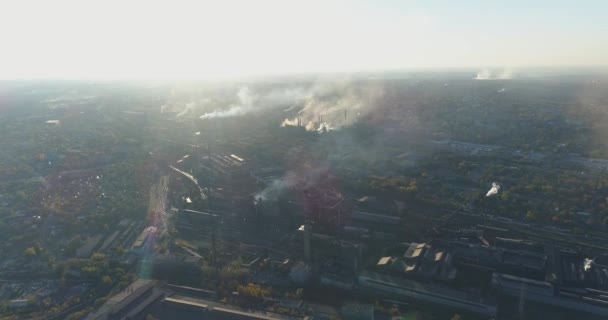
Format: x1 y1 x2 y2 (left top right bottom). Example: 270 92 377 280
199 86 310 120
255 171 299 201
161 99 210 118
200 87 253 119
255 163 330 201
486 182 501 197
474 68 514 80
198 80 383 133
280 81 384 132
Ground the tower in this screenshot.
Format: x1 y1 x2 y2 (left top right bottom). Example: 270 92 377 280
304 223 312 262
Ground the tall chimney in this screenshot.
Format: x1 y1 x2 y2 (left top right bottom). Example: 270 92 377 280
304 223 312 262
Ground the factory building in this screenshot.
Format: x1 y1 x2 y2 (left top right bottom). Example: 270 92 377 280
492 272 608 318
376 242 457 283
87 280 164 320
359 271 496 317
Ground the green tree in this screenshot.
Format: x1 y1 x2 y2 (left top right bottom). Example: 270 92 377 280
295 288 304 299
65 311 87 320
114 245 125 255
237 283 271 299
500 191 511 201
91 253 106 261
81 265 99 277
101 275 113 286
24 246 37 256
451 314 462 320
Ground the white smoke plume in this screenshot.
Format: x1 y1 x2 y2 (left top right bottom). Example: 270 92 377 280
199 87 255 119
474 68 514 80
255 163 329 201
584 258 595 272
316 122 333 133
200 105 246 119
281 82 383 132
255 171 299 201
281 118 299 127
161 99 209 117
177 102 196 117
264 87 310 105
486 182 501 197
199 80 382 130
200 86 310 120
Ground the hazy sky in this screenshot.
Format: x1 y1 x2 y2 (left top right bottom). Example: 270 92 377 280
0 0 606 79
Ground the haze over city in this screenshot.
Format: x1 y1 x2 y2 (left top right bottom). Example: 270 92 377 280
2 1 608 320
1 0 607 79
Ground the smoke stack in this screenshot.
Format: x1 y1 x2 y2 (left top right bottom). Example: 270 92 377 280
304 223 311 262
344 109 347 124
353 244 362 272
255 198 263 224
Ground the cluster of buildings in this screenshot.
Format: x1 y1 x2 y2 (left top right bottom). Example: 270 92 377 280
367 231 608 319
88 278 382 320
77 123 608 320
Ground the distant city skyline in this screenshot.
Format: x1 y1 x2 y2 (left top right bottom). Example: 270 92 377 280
0 0 607 79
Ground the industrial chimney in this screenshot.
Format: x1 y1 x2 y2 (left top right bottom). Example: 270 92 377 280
304 223 312 262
